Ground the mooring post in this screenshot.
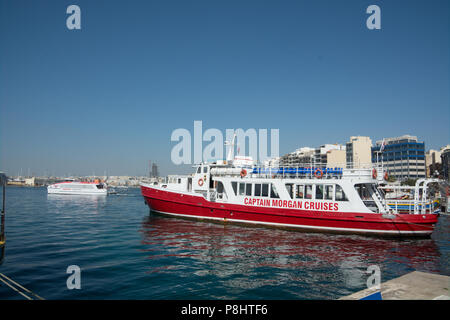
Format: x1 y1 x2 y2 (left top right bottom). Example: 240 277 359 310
0 173 6 265
0 172 6 245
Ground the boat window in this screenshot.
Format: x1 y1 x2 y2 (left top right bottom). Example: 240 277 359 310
239 183 245 196
203 166 208 174
315 185 324 200
356 184 377 212
285 183 294 199
335 185 348 201
355 184 371 200
254 184 262 197
270 184 280 199
262 184 269 197
325 185 334 200
178 178 181 184
245 183 252 196
296 185 304 199
197 166 201 174
305 185 313 199
216 181 224 193
96 184 104 189
232 182 237 195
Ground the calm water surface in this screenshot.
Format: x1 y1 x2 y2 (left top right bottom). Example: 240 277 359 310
0 186 448 299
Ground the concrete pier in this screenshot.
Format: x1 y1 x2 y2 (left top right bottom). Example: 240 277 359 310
340 271 450 300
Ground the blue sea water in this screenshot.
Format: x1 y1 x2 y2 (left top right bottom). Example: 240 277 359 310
0 186 448 300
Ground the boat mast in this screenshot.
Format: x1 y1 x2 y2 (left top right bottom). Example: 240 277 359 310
225 133 237 163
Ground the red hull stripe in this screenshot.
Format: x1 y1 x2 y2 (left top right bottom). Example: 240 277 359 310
149 209 432 235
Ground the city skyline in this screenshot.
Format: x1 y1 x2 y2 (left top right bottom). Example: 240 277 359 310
1 0 449 176
3 133 449 178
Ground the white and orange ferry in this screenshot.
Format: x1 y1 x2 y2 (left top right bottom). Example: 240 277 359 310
141 156 440 237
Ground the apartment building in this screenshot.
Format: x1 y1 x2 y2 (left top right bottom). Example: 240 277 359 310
346 136 372 168
372 135 425 181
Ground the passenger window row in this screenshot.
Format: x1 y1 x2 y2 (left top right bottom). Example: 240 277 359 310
232 181 348 201
285 183 348 201
232 182 280 198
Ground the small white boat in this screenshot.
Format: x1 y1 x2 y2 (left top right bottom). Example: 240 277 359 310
47 180 107 195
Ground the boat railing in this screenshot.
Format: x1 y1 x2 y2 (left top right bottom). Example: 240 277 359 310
208 190 227 202
387 199 438 215
380 178 443 214
250 166 343 179
209 190 217 202
248 162 382 180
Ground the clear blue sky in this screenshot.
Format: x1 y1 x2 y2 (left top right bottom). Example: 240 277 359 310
1 0 449 176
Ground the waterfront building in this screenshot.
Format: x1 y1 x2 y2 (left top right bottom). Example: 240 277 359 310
24 177 36 186
7 178 25 186
441 147 450 183
106 176 142 187
263 156 280 167
346 136 372 168
279 147 315 167
372 135 426 181
426 148 442 177
151 163 159 178
280 144 346 168
314 144 346 167
327 148 347 168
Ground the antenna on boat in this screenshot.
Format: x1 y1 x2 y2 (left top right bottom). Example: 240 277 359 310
225 133 237 162
375 138 386 180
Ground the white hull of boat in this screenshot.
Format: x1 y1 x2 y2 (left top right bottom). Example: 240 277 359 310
47 181 108 195
47 188 107 195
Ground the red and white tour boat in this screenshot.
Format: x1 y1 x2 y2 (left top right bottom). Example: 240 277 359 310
141 157 440 237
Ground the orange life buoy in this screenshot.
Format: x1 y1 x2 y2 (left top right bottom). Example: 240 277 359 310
372 169 378 179
198 178 204 186
314 168 323 179
384 172 389 181
240 169 247 178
